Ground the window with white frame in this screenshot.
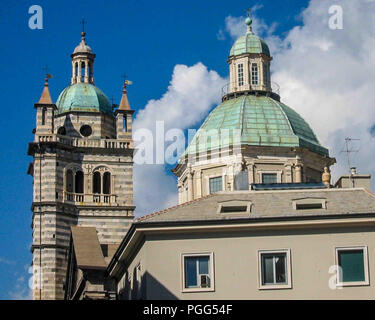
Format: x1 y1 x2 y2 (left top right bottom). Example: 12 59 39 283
258 249 292 289
182 253 214 292
251 63 259 85
335 246 369 286
238 64 244 86
209 176 223 194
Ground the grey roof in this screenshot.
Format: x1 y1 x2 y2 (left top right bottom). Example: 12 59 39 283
71 226 107 269
136 188 375 224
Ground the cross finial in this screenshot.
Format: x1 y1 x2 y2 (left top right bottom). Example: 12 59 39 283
43 65 52 83
81 18 86 33
247 8 251 17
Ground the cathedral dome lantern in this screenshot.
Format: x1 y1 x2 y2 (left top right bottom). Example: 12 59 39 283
71 31 95 85
55 30 112 115
226 14 274 99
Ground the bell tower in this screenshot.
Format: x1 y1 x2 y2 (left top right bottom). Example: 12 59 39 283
28 31 135 300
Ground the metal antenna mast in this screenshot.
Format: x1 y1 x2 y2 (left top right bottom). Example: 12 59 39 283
340 137 360 174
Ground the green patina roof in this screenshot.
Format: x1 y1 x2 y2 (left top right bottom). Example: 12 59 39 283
185 95 329 157
56 83 112 114
230 32 270 56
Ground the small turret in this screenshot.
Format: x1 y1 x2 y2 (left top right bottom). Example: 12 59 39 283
115 79 134 140
226 10 275 100
71 25 96 85
34 74 57 139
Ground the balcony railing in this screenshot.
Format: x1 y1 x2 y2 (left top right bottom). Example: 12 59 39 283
35 134 132 149
221 82 280 97
64 192 117 205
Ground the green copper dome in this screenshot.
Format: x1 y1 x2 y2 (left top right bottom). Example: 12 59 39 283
186 95 329 156
56 83 112 114
230 32 270 56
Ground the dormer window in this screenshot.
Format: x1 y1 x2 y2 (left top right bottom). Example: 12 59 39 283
292 198 327 211
238 64 244 86
251 63 259 85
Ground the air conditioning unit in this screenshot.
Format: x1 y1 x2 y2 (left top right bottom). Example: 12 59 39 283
200 274 210 288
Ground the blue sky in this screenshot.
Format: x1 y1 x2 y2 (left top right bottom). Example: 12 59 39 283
3 0 375 299
0 0 309 299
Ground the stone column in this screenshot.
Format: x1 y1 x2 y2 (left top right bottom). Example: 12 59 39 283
284 164 293 183
71 62 76 84
227 165 234 191
195 170 202 199
177 182 183 204
247 162 255 187
187 164 194 201
77 61 82 83
295 165 302 183
84 61 89 83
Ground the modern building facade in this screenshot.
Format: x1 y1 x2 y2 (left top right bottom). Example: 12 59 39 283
107 186 375 300
28 31 135 299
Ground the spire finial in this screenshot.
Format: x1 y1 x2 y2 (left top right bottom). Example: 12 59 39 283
245 8 253 34
38 69 53 104
118 74 132 111
81 18 86 40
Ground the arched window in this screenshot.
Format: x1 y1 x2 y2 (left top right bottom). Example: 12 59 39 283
75 171 84 194
81 62 85 82
251 63 258 85
103 172 111 194
75 62 79 77
66 170 73 193
42 107 46 125
93 172 101 194
123 116 127 132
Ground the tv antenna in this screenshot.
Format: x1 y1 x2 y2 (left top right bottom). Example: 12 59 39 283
340 137 360 174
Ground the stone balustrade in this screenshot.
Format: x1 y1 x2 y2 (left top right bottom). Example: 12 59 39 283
64 192 117 205
35 134 132 149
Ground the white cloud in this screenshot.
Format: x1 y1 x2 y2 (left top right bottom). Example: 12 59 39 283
133 63 226 216
8 272 32 300
0 257 15 265
269 0 375 184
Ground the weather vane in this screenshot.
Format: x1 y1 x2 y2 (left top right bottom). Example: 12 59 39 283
122 73 133 86
43 65 52 79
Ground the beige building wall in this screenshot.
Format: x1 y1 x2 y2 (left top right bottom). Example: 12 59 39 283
117 225 375 300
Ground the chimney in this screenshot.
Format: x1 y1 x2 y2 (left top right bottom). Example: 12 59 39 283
334 168 371 190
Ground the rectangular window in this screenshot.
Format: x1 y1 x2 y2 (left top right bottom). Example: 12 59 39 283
251 63 258 85
238 64 244 86
209 176 223 194
336 247 369 286
182 253 214 292
261 173 277 184
263 63 268 87
258 249 292 289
